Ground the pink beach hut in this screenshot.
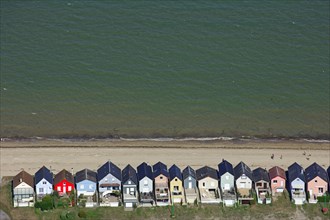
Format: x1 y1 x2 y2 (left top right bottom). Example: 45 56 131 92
268 166 286 195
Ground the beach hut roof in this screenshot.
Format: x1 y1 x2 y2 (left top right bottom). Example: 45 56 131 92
153 161 168 178
327 166 330 181
169 164 182 181
97 161 122 182
35 166 53 184
122 164 137 185
196 166 218 181
218 159 234 177
234 161 252 180
305 162 328 183
137 162 153 180
182 166 196 180
13 170 34 188
75 168 97 183
253 167 270 182
54 169 74 185
288 162 305 182
268 166 286 180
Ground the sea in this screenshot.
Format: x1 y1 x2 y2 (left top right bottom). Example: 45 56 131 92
1 1 329 140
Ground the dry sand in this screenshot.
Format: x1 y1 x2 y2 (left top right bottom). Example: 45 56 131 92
0 139 329 176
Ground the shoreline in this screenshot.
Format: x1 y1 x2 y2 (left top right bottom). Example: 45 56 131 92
0 137 329 150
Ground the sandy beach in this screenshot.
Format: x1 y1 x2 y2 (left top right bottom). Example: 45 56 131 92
0 139 329 177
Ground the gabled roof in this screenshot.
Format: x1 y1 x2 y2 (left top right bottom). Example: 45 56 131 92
196 166 218 181
35 166 53 184
54 169 74 185
75 169 97 183
253 167 270 182
122 164 138 185
97 161 122 182
327 166 330 180
218 160 234 177
305 162 328 183
288 162 305 182
13 170 34 188
182 166 196 180
268 166 286 180
234 161 253 180
137 162 153 181
169 165 182 181
153 162 169 178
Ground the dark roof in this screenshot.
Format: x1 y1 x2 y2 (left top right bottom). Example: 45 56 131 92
328 166 330 180
122 164 138 185
137 162 153 180
13 170 34 188
35 166 53 184
218 160 234 177
153 162 169 178
169 165 182 181
305 162 328 183
182 166 196 180
75 169 97 183
234 161 253 180
288 162 305 182
196 166 218 181
97 161 122 182
253 167 270 182
54 169 74 185
268 166 286 180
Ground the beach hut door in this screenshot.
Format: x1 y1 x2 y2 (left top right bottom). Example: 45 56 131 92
189 182 192 189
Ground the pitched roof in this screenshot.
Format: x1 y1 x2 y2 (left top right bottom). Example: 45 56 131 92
35 166 53 184
122 164 137 185
13 170 34 188
234 161 253 180
137 162 153 180
169 165 182 181
97 161 122 182
54 169 74 185
182 166 196 180
153 161 169 178
196 166 218 181
253 167 270 182
328 166 330 180
305 162 328 183
75 169 97 183
268 166 286 180
288 162 305 182
218 159 234 177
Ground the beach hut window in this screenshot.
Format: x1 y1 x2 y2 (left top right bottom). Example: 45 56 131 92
273 180 277 184
57 186 61 191
319 188 324 193
144 180 148 186
39 188 43 193
80 185 84 189
68 186 72 191
314 179 317 183
226 175 229 180
189 177 192 180
89 184 93 189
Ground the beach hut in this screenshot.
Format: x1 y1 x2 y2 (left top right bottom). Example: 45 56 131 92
137 162 154 206
169 164 184 204
288 162 306 205
53 169 74 196
153 162 170 206
234 161 253 205
268 166 286 195
196 166 221 204
35 166 53 200
75 168 97 207
97 161 122 207
13 171 35 207
122 164 138 209
218 160 236 206
182 166 198 204
253 168 271 204
305 162 328 203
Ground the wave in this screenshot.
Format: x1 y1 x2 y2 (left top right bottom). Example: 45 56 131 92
1 135 329 144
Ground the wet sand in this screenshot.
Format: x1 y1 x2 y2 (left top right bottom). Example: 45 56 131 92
0 139 329 176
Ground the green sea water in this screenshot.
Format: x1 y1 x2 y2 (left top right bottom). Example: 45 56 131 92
1 1 329 139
